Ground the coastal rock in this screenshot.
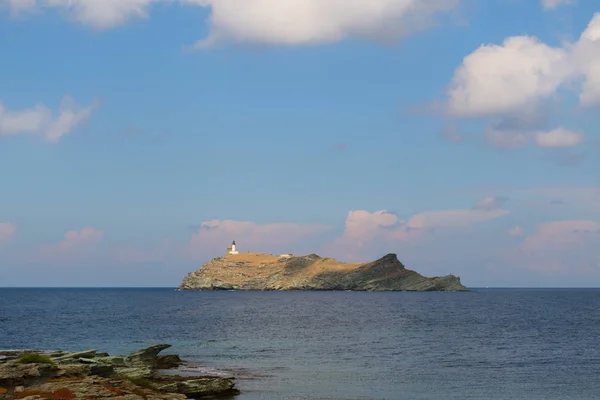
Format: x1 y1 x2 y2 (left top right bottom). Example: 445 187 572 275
153 376 238 398
156 355 183 369
0 363 57 387
178 252 468 292
126 344 172 368
53 350 97 363
0 345 238 399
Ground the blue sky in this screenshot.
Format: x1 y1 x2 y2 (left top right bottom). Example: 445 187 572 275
1 0 599 287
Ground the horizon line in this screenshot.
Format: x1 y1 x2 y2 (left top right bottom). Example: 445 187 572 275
1 287 600 290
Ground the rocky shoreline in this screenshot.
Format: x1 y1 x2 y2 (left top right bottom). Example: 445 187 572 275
0 345 238 399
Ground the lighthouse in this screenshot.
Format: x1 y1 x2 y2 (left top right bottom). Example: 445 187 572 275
226 240 239 255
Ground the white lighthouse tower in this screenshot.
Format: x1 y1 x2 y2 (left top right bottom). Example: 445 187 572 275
227 240 239 255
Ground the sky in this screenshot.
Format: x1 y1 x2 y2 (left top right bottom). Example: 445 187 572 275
0 0 599 288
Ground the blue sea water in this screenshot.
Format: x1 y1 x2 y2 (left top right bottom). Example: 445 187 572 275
0 288 599 400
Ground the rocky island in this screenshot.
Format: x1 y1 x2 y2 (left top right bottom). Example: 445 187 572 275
178 252 467 291
0 345 238 399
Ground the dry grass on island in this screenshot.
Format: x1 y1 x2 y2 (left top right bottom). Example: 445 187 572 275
206 252 364 284
178 251 468 292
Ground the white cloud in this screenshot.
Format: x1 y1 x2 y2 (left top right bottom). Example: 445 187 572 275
2 0 37 14
534 127 584 148
187 0 461 47
3 0 462 44
483 122 584 150
446 13 600 117
322 210 422 261
57 227 104 250
479 113 544 149
447 36 571 117
324 203 509 261
35 227 104 262
0 223 16 243
0 96 97 142
1 0 160 29
541 0 574 10
575 13 600 106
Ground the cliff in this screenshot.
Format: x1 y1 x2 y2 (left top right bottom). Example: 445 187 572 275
178 252 468 292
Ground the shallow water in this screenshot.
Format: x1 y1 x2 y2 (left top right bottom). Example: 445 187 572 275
1 288 599 399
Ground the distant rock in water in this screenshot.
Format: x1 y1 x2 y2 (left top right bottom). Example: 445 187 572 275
178 252 468 292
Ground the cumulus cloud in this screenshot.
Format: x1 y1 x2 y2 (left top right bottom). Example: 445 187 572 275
3 0 462 45
534 127 584 148
186 219 332 259
447 36 571 117
446 13 600 117
323 210 422 261
0 223 16 243
541 0 574 10
575 14 600 106
187 0 461 47
39 227 104 261
324 202 509 261
0 96 98 142
484 123 584 150
1 0 160 29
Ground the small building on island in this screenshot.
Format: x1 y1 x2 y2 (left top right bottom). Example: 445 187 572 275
226 240 239 255
224 240 292 258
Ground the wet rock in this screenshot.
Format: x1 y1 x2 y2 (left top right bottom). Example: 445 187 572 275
125 344 172 368
153 376 239 398
53 350 97 363
156 355 183 370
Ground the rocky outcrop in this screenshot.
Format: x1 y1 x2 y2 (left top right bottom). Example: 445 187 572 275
178 252 467 292
153 376 237 398
0 345 238 399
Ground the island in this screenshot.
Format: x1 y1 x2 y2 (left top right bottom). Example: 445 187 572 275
178 248 467 292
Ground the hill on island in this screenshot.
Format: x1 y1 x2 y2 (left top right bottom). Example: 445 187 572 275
178 252 467 291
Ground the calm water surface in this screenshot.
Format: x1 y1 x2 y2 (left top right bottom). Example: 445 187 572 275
1 289 599 399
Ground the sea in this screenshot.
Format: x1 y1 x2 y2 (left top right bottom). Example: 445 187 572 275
1 288 599 400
